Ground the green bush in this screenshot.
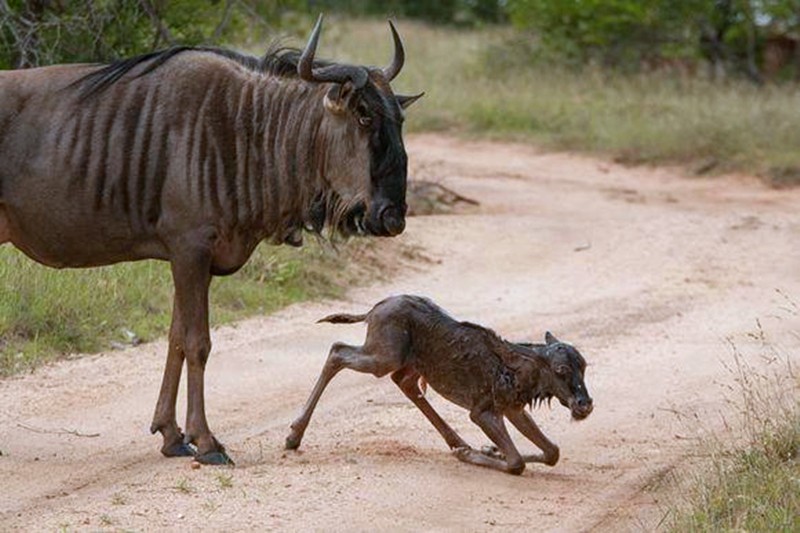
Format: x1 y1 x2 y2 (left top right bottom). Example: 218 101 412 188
0 0 303 69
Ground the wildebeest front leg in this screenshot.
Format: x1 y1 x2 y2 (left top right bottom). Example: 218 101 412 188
391 368 469 450
150 299 194 458
455 409 525 475
169 250 231 465
285 343 400 450
506 408 560 466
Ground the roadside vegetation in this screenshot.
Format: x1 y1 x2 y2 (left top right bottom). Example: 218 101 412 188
0 240 393 376
667 324 800 531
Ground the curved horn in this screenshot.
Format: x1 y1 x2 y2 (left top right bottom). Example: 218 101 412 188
298 14 324 82
382 20 405 81
298 14 368 88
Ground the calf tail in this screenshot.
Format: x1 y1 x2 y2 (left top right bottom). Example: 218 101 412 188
317 312 368 324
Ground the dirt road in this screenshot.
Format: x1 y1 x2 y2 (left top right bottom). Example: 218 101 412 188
2 135 799 531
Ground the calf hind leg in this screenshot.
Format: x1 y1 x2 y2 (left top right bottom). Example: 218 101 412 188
285 342 401 450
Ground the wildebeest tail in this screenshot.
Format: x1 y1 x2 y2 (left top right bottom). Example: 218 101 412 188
316 312 368 324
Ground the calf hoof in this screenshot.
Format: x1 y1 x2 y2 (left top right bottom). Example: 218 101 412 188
285 425 304 450
285 433 302 450
195 450 235 466
453 446 473 461
544 448 560 466
161 442 196 458
480 444 505 460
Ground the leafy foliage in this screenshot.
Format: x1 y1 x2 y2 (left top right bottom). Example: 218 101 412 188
0 0 302 69
509 0 709 66
508 0 800 78
310 0 507 25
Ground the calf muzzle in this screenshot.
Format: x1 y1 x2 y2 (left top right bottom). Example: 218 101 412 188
570 395 593 420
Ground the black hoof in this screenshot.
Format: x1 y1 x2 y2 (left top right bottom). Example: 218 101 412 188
195 450 235 466
162 442 196 458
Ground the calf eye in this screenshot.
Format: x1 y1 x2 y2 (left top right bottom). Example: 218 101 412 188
358 116 372 127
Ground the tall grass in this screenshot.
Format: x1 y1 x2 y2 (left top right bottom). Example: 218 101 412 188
323 18 800 178
668 321 800 531
0 240 381 376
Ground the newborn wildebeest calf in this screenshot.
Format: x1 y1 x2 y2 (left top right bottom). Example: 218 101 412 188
285 295 593 475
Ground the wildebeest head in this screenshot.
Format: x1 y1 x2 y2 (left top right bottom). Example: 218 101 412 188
298 15 421 237
541 332 593 420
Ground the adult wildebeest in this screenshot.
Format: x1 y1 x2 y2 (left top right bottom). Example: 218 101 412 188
0 15 421 465
286 295 593 475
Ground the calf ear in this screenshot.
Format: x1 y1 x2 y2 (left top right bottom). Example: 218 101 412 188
545 331 559 345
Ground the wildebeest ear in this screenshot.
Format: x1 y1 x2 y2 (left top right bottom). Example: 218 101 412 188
323 82 355 115
397 92 424 110
545 331 559 345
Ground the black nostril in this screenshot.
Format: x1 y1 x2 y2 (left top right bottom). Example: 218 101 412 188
577 397 592 408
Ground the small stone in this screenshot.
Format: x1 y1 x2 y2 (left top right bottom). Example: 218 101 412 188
190 461 201 470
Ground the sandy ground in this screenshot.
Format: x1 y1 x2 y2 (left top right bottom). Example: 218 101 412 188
1 134 799 532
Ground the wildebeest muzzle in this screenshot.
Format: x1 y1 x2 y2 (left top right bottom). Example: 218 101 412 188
366 199 406 236
340 199 406 237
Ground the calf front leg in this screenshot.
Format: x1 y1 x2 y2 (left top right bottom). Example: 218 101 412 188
455 408 525 475
506 408 560 466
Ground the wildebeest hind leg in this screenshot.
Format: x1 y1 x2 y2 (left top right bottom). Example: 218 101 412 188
150 300 194 458
391 367 468 450
285 342 400 450
454 409 525 475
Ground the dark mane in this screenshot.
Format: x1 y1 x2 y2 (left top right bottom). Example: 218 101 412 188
74 44 321 98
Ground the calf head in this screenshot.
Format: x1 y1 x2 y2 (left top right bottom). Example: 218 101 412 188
541 332 593 420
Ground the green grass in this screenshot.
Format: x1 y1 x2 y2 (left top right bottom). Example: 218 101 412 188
0 239 381 376
668 331 800 531
322 17 800 179
669 414 799 532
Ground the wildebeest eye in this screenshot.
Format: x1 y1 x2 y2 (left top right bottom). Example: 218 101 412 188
358 115 372 127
